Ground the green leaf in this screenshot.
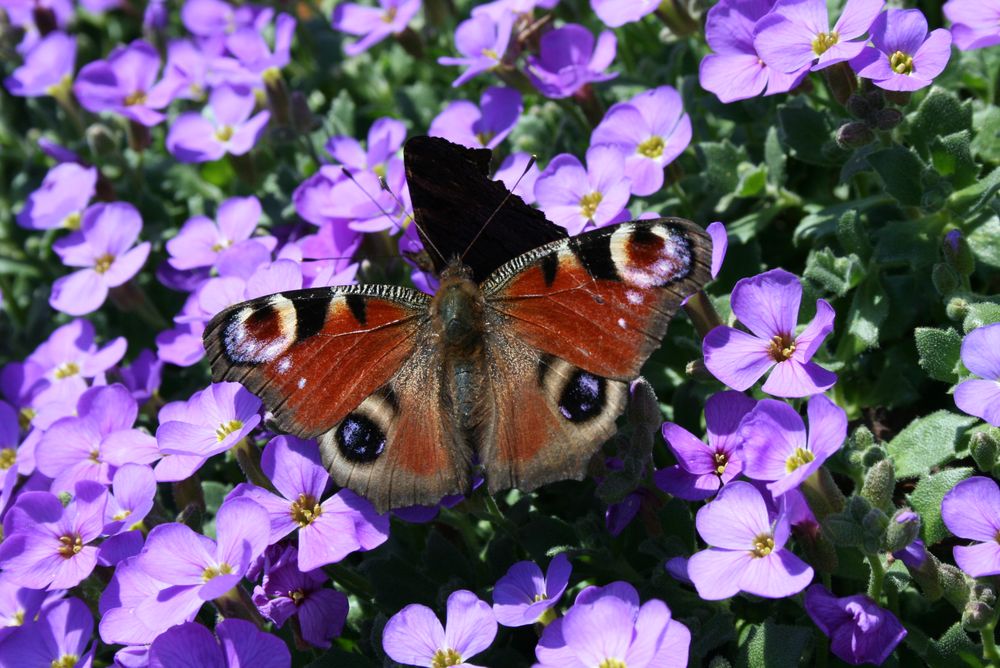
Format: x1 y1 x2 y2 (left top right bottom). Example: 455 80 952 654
836 209 871 259
971 104 1000 163
926 622 981 668
967 214 1000 269
909 468 973 544
841 272 889 354
931 131 978 188
803 247 865 297
736 620 813 668
697 140 748 194
873 218 943 269
764 125 786 186
915 327 964 383
888 412 978 479
910 88 974 156
777 100 843 166
793 196 885 247
948 166 1000 215
867 145 926 207
735 163 767 198
963 300 1000 332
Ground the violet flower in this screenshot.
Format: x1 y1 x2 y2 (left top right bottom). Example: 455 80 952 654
103 463 156 535
115 349 164 403
0 480 108 589
0 598 95 668
16 162 96 230
73 39 178 126
655 390 756 501
326 116 406 175
438 12 515 87
741 394 847 497
228 435 389 570
49 202 151 316
160 39 211 101
850 8 952 92
493 553 571 627
27 319 126 387
954 322 1000 427
383 589 497 668
4 30 75 98
687 481 814 600
703 268 837 397
526 24 617 98
804 585 906 665
0 575 47 644
942 476 1000 577
494 151 541 204
0 401 26 488
155 381 262 460
591 85 691 196
294 163 410 232
472 0 558 20
429 86 522 150
218 13 296 86
331 0 422 56
534 582 690 668
891 510 927 569
754 0 885 73
181 0 273 39
944 0 1000 51
700 0 809 103
148 619 291 668
534 145 631 234
252 545 349 648
592 0 659 28
167 196 273 272
167 84 270 163
99 555 174 646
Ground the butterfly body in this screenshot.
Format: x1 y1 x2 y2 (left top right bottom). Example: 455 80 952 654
204 137 712 512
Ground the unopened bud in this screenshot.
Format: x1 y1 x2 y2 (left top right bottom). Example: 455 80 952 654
847 494 872 521
861 459 895 510
861 445 886 468
862 508 889 554
946 297 969 321
932 263 961 296
875 108 903 131
795 523 840 573
290 91 319 134
908 552 943 601
626 378 662 430
849 426 876 452
963 600 995 631
708 657 733 668
939 563 972 611
972 582 996 607
86 123 118 158
845 93 871 119
942 229 976 276
884 509 921 552
970 431 999 474
836 121 875 149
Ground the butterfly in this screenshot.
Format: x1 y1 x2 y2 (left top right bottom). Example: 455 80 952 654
204 136 712 512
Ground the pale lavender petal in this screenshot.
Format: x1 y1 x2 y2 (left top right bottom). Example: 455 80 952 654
138 523 216 584
382 603 445 666
754 14 820 74
962 323 1000 380
739 550 814 597
50 270 108 316
149 622 225 668
794 299 836 360
731 268 802 339
702 326 775 391
218 617 291 668
955 379 1000 426
805 394 847 459
706 221 727 278
699 53 768 103
661 423 715 475
104 242 151 287
942 476 1000 541
298 511 360 571
954 541 1000 577
873 8 927 54
561 596 634 665
742 399 807 482
834 0 885 38
653 466 720 501
443 589 497 658
696 480 771 548
214 497 270 572
688 548 750 600
761 358 838 398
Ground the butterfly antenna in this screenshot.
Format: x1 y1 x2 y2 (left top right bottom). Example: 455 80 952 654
373 173 447 268
340 167 410 232
460 154 537 264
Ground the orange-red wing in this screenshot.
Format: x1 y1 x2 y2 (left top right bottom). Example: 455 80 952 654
482 218 712 381
204 285 430 438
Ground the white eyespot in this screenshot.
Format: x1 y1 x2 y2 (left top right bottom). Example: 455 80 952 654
626 290 644 305
297 377 307 389
277 357 291 374
617 318 627 330
223 295 297 364
609 224 688 289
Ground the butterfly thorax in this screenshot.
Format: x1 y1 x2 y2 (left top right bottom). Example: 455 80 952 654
431 259 485 355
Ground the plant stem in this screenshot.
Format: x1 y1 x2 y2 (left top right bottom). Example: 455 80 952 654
867 553 885 601
233 438 277 494
982 619 1000 666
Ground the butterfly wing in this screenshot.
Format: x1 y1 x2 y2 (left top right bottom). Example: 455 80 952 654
476 218 712 491
404 136 566 282
204 285 472 511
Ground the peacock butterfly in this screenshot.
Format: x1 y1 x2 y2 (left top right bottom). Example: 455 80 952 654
204 136 712 512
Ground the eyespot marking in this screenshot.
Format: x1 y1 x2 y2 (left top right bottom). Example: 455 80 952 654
335 413 386 463
222 295 296 364
610 224 691 289
559 369 606 423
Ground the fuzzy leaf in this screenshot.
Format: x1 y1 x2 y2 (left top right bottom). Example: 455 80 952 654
963 301 1000 332
909 467 974 545
888 411 977 479
915 327 963 383
804 247 865 296
931 131 978 188
737 620 812 668
867 146 926 207
910 88 974 156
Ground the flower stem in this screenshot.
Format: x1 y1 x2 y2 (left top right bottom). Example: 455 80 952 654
233 438 278 494
214 585 267 628
324 562 374 600
682 290 723 339
867 554 885 601
982 619 1000 666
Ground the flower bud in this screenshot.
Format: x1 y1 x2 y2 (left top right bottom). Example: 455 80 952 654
836 121 875 149
861 445 886 468
708 657 733 668
795 522 840 573
626 377 662 430
847 494 872 521
963 600 995 631
946 297 969 321
884 509 921 553
875 108 903 131
942 229 976 277
907 552 943 601
848 425 876 453
845 93 871 119
970 431 999 474
932 263 961 296
972 582 996 607
939 563 972 611
862 508 889 553
861 458 895 510
865 89 886 110
86 123 119 158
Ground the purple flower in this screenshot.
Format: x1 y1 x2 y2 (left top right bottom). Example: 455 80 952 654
494 151 541 204
383 589 497 668
0 480 107 589
252 545 349 648
73 39 178 126
155 320 207 369
181 0 273 39
0 597 95 668
16 162 96 230
472 0 558 20
148 619 291 668
331 0 422 56
155 382 262 459
326 116 406 174
103 463 156 535
229 435 389 570
741 394 846 497
438 12 514 87
36 384 158 493
591 85 691 196
687 481 814 599
954 323 1000 427
493 553 571 627
526 24 617 98
942 476 1000 577
49 203 151 316
166 196 273 271
944 0 1000 51
115 349 164 403
534 582 690 668
0 575 47 644
592 0 659 28
294 163 410 232
99 555 173 645
850 9 952 92
655 390 756 501
218 13 296 85
699 0 809 103
804 585 906 665
706 221 729 279
703 268 837 397
754 0 885 73
4 30 75 98
429 86 522 150
534 145 631 234
160 39 211 101
167 84 270 162
891 510 926 569
27 319 126 386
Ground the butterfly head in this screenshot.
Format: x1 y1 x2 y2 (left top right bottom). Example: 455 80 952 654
432 259 484 352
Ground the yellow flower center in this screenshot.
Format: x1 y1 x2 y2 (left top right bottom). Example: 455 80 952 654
262 66 282 85
0 448 16 470
124 90 147 106
57 534 83 559
475 131 495 147
382 6 398 22
750 532 775 558
12 610 24 626
19 407 36 430
94 253 114 275
637 135 665 159
811 31 839 55
113 509 132 521
290 493 322 527
44 73 73 99
768 333 796 362
88 448 101 464
890 51 913 75
54 362 80 379
482 47 499 60
215 419 243 442
215 125 234 142
62 211 81 230
579 191 603 220
785 447 815 473
713 451 728 476
202 562 234 582
51 655 79 668
290 589 306 605
431 648 462 668
211 238 233 252
598 660 627 668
